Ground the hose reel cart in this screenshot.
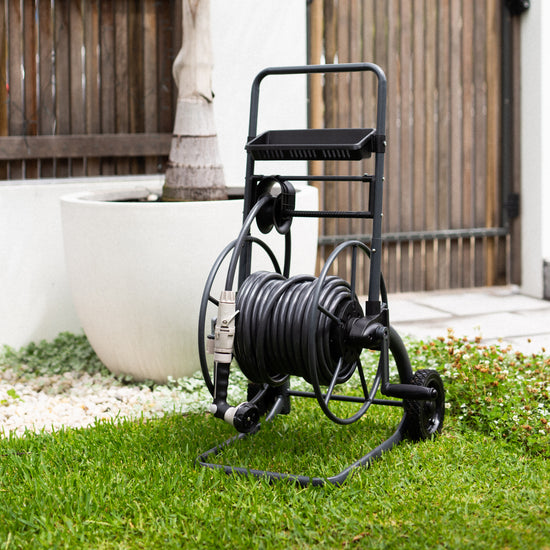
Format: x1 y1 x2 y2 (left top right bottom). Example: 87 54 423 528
197 63 445 486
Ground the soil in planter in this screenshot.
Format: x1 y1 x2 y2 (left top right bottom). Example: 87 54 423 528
114 188 245 203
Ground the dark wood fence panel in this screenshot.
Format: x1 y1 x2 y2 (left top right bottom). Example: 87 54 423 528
0 0 180 179
308 0 516 294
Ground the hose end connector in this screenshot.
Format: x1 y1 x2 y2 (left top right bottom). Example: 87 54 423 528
214 291 238 363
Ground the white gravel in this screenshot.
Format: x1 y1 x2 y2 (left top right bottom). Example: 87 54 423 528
0 369 214 437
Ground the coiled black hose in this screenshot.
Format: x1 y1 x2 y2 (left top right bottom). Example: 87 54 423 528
233 271 365 388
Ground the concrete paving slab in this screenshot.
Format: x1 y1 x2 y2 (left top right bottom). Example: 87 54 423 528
386 299 453 323
363 285 550 355
401 288 548 317
394 311 549 340
388 287 550 351
514 307 550 325
443 312 535 338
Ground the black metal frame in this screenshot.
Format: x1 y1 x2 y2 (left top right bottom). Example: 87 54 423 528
196 63 444 486
196 413 406 487
239 63 387 307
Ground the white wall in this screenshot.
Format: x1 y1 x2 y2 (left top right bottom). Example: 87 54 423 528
211 0 307 187
0 2 307 348
0 177 163 348
520 1 550 298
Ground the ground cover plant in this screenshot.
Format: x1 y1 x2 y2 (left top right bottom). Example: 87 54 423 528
0 332 111 379
0 332 549 549
413 331 550 458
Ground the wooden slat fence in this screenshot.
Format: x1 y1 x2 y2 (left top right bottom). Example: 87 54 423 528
0 0 180 179
2 0 522 293
308 0 521 293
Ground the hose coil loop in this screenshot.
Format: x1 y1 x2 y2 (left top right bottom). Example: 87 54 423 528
234 271 364 387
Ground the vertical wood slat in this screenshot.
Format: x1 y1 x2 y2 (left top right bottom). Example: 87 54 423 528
143 0 158 173
412 0 425 291
384 0 399 292
100 0 115 175
473 0 488 286
170 0 182 125
0 0 6 135
7 0 23 138
510 16 522 286
0 0 7 180
322 0 337 246
84 0 100 175
348 0 362 244
462 0 475 287
486 0 502 285
361 0 375 295
69 0 85 176
128 0 144 174
449 0 463 288
399 0 413 292
114 0 130 174
436 1 450 289
424 0 437 290
54 0 70 177
37 1 54 177
23 1 38 178
7 0 23 178
156 0 173 133
132 2 145 172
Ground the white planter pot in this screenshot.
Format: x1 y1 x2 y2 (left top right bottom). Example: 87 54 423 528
60 183 318 383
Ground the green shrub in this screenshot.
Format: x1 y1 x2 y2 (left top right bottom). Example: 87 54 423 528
0 332 110 378
408 331 550 457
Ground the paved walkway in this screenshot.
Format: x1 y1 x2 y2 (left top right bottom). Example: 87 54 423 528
386 285 550 355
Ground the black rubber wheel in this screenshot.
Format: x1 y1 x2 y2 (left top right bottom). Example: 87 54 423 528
404 369 445 441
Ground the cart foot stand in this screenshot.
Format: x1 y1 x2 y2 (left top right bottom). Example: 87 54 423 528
196 428 407 487
195 63 445 487
196 396 407 488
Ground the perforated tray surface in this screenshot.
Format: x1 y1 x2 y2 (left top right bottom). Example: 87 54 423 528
246 128 377 161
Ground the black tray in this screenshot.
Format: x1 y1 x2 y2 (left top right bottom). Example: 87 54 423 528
246 128 377 161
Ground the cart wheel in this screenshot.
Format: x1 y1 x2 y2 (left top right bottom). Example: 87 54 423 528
403 369 445 441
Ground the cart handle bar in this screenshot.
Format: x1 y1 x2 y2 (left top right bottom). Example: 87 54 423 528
247 62 387 141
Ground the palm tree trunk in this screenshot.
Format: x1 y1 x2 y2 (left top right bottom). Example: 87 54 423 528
163 0 227 201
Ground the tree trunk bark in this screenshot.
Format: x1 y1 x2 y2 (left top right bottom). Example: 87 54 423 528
163 0 227 201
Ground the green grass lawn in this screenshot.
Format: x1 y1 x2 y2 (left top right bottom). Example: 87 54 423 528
1 333 549 549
